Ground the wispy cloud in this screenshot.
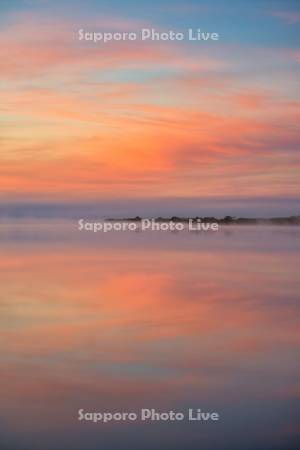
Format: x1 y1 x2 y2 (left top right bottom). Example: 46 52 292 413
1 6 299 204
272 10 300 25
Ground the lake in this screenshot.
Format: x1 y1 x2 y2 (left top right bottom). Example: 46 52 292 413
0 222 299 450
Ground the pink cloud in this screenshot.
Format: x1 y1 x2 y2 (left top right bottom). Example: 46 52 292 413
272 10 300 24
0 12 171 79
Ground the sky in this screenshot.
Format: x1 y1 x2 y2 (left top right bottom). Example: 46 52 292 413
0 0 299 216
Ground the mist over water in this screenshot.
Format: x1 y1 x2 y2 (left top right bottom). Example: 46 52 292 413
0 222 299 450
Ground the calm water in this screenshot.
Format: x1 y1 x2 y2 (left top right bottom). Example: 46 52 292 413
0 223 300 450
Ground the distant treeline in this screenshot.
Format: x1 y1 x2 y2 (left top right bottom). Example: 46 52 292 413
109 215 300 225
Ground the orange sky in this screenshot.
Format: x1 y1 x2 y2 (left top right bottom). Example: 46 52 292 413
0 4 299 203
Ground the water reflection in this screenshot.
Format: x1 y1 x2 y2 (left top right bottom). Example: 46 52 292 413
0 223 299 450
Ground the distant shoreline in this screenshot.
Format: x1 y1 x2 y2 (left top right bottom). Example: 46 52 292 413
107 215 300 225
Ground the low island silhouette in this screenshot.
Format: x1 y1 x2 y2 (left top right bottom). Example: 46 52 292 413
107 215 300 225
